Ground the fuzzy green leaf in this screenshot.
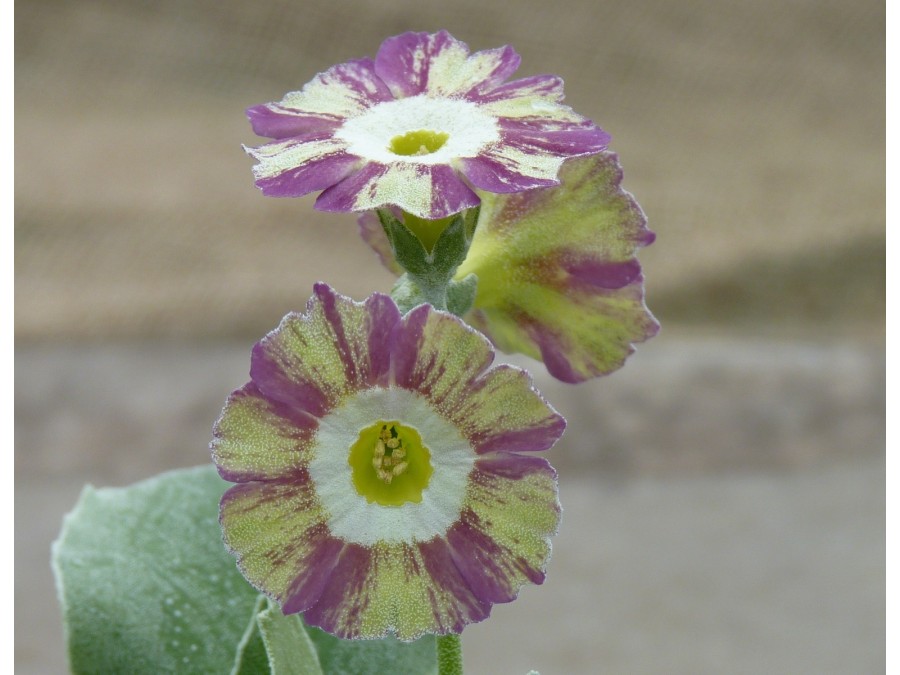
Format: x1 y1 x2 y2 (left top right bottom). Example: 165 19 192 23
52 466 261 674
53 465 442 675
303 622 438 675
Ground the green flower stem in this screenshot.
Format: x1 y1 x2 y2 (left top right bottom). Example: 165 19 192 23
436 634 464 675
378 208 480 317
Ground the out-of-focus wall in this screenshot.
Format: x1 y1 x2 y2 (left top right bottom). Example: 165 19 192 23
16 0 884 341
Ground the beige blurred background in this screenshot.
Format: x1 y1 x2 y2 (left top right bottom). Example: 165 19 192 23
16 0 884 673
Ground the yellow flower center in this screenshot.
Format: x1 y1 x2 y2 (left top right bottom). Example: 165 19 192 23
389 129 450 156
348 420 434 506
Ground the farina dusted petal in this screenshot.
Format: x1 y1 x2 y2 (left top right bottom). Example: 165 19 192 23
211 284 563 640
245 30 609 219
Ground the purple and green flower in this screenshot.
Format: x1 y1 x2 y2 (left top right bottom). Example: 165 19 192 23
361 152 659 383
212 284 563 640
245 30 608 219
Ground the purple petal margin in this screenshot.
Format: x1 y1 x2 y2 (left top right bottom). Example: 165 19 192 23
417 537 493 631
471 74 565 104
247 58 393 139
219 482 345 614
374 30 462 98
280 536 348 615
466 365 566 455
460 45 521 97
312 58 395 110
442 454 558 602
427 164 481 218
300 543 373 638
246 105 343 140
248 284 400 417
250 324 333 418
459 154 561 194
446 513 545 604
315 162 480 218
311 283 398 390
211 381 318 483
500 118 611 157
389 303 495 397
254 148 362 199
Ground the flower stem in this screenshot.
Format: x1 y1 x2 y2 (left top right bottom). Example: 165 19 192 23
436 634 464 675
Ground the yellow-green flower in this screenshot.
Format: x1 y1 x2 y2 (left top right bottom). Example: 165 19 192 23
212 284 563 640
360 152 658 382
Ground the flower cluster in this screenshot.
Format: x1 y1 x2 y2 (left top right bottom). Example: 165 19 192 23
360 152 658 382
216 30 656 644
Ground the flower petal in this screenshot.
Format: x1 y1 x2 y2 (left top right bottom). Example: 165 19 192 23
374 31 483 98
481 91 592 123
250 284 399 416
245 132 362 198
470 74 566 104
246 104 343 140
457 150 563 194
315 161 480 219
457 116 610 192
211 382 316 483
391 303 495 413
303 541 491 640
447 453 560 604
459 118 609 194
451 45 522 98
451 365 566 455
500 117 611 157
254 58 394 138
457 153 658 382
220 480 340 614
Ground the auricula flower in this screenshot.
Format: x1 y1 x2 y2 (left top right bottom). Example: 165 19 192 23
212 284 563 640
360 152 659 383
245 30 609 219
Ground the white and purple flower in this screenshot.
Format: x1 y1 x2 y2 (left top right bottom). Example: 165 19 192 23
212 284 563 640
245 30 609 219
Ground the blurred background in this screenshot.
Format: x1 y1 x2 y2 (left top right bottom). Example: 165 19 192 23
16 0 884 672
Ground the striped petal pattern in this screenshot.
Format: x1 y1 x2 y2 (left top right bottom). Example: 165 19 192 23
212 284 563 640
459 153 659 382
359 153 659 383
246 31 608 219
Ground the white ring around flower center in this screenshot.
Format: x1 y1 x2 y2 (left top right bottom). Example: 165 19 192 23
333 95 500 165
310 387 476 546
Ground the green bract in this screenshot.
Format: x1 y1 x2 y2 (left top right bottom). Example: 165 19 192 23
52 466 438 674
